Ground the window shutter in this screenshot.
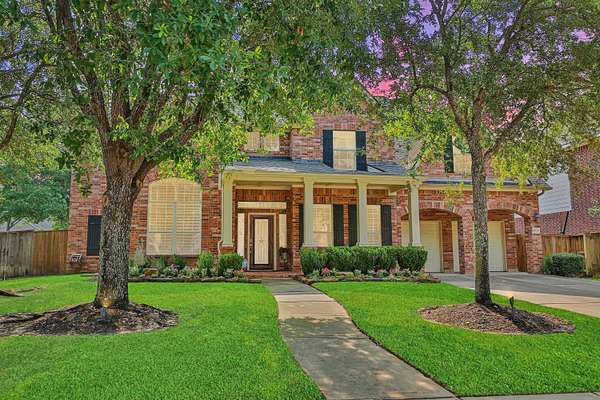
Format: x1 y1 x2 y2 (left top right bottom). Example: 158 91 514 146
86 215 102 256
381 205 392 245
299 204 304 247
323 130 333 167
444 135 454 173
348 204 358 246
333 204 344 246
356 131 367 171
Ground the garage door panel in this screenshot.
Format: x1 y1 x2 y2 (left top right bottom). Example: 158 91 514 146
488 221 506 272
401 220 441 272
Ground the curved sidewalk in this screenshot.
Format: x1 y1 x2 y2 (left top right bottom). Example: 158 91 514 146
263 279 455 400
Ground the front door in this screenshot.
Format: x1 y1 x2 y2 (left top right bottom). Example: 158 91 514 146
251 216 273 270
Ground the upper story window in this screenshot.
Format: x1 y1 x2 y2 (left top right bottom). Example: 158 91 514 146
444 137 471 175
246 132 280 152
333 131 357 170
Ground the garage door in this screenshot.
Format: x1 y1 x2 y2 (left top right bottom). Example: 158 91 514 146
401 221 442 272
488 221 506 272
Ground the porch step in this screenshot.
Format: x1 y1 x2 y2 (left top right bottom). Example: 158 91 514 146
243 270 302 279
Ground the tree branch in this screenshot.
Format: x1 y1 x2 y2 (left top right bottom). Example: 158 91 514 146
0 62 44 150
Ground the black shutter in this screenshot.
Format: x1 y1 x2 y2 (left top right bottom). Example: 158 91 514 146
333 204 344 246
299 204 304 247
356 131 367 171
348 204 358 246
444 135 454 173
86 215 102 256
381 205 392 245
323 130 333 167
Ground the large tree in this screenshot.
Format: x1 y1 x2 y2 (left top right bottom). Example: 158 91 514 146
9 0 365 309
355 0 598 304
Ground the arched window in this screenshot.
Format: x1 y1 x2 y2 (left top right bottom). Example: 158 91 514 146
147 178 202 256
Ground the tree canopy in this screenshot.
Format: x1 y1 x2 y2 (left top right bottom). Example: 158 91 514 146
3 0 368 308
351 0 600 303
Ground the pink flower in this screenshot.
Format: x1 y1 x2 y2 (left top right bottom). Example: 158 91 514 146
322 267 330 275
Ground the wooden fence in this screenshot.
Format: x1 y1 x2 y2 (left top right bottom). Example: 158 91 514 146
0 230 68 279
542 234 600 275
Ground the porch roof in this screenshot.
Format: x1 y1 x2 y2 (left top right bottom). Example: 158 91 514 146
227 156 407 176
226 156 549 190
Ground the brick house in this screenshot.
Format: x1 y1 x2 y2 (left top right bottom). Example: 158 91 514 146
539 144 600 235
67 114 546 275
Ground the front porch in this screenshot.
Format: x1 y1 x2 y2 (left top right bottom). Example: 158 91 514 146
220 170 422 273
219 168 544 275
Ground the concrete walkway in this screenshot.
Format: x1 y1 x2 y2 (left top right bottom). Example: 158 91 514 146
263 279 455 400
435 273 600 318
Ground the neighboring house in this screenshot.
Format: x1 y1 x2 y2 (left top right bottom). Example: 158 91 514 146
1 220 54 232
539 144 600 235
67 114 545 275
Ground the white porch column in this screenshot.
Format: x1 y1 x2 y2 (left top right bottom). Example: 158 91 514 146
408 182 421 246
221 173 234 247
303 178 315 247
357 181 369 245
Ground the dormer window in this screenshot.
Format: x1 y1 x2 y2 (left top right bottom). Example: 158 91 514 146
333 131 356 170
323 130 367 171
247 132 280 152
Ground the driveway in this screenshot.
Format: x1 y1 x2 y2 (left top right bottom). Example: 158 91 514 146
435 272 600 318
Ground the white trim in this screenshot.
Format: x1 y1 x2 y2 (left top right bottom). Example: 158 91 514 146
237 201 287 210
452 221 460 272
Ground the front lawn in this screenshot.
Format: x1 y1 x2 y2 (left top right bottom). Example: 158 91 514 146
315 282 600 397
0 275 322 400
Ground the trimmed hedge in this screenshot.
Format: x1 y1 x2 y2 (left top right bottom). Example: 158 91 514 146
542 253 584 277
300 245 429 274
218 253 244 276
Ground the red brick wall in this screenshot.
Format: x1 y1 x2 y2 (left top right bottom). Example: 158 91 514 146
67 169 222 272
290 114 396 162
541 145 600 235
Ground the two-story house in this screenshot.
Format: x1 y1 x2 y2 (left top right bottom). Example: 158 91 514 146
539 144 600 236
67 114 545 275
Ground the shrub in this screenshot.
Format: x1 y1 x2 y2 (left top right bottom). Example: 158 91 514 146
218 253 244 276
300 248 325 275
173 255 187 270
542 253 584 277
197 251 214 271
378 246 397 271
324 247 356 271
395 246 428 272
128 259 141 277
352 246 379 273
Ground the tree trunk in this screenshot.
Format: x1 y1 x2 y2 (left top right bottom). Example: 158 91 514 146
93 166 139 309
470 147 493 305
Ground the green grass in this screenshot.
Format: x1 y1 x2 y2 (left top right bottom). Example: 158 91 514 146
0 275 322 400
315 282 600 397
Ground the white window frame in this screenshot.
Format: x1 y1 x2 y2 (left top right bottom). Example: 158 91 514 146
313 204 333 247
333 131 356 170
367 205 382 245
146 178 202 256
246 132 280 152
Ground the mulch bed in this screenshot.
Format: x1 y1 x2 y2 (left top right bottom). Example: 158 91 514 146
0 302 177 337
420 303 575 335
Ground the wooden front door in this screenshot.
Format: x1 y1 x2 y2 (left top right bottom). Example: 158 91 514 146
251 216 273 270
